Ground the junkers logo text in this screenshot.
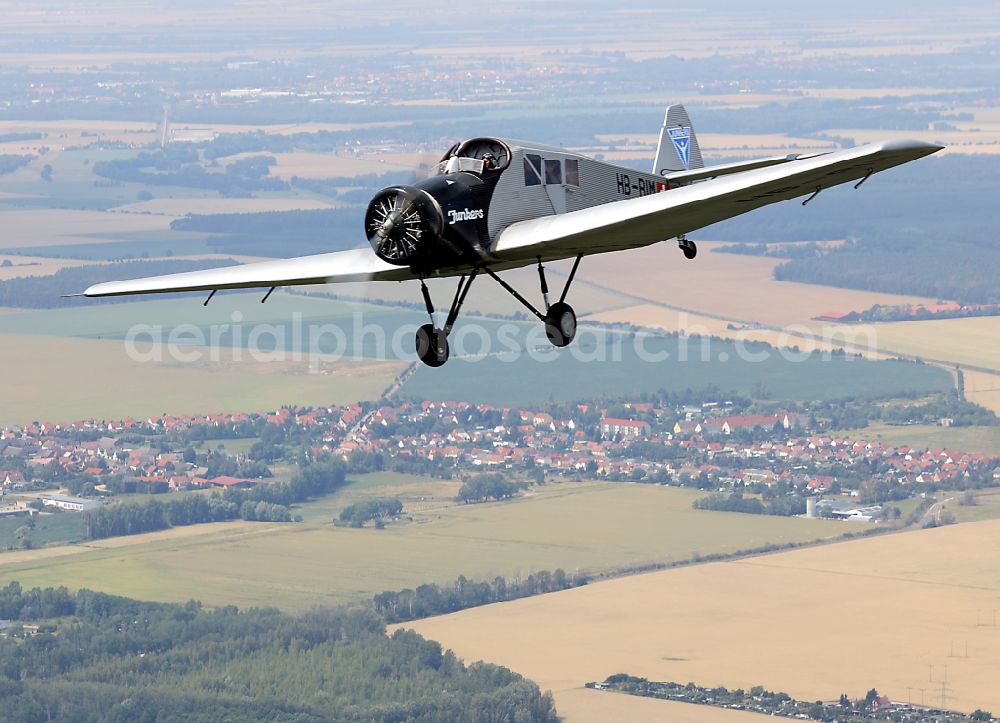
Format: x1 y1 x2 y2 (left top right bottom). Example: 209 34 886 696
448 208 484 225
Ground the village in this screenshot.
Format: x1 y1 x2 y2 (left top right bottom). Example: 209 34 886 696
2 396 998 529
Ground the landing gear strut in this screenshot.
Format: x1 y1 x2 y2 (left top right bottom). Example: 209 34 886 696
484 254 581 349
411 255 583 367
415 271 477 367
678 235 697 260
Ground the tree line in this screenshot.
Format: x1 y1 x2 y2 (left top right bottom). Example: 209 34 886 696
454 474 524 504
83 460 347 539
694 492 807 517
0 582 558 722
338 498 403 527
373 569 586 624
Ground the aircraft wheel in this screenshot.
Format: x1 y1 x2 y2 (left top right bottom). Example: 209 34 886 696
679 239 697 260
544 302 577 348
415 323 449 367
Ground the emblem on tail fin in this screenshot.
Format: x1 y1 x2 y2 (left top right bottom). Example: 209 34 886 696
668 126 692 170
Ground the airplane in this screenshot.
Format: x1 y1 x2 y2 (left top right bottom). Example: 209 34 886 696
80 104 942 367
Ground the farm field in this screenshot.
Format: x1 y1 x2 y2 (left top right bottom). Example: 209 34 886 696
0 290 952 409
403 519 1000 721
0 480 842 611
577 242 937 329
113 196 339 215
839 423 1000 455
0 254 95 280
402 335 952 406
949 489 1000 524
963 370 1000 417
0 512 86 550
585 304 889 360
824 127 1000 155
832 316 1000 373
0 332 400 426
0 208 174 250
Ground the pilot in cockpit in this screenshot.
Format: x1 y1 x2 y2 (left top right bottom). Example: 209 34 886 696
481 153 497 172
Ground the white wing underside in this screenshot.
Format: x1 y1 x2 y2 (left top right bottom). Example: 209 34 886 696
83 139 940 298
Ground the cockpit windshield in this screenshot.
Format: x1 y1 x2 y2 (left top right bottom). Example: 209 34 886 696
435 137 511 176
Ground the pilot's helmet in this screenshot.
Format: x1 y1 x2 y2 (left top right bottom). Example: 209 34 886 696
482 152 495 165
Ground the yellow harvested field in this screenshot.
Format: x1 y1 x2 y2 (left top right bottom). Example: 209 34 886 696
0 209 173 249
586 303 892 359
828 316 1000 373
113 197 337 215
803 87 980 100
0 333 403 426
0 119 158 149
265 151 432 179
0 254 95 280
964 369 1000 416
171 121 412 136
823 127 1000 155
404 520 1000 720
578 242 935 329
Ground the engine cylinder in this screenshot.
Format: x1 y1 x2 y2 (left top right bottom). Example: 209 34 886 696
364 186 443 265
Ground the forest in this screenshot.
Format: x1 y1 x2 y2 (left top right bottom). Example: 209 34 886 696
0 582 558 722
707 154 1000 305
92 148 288 196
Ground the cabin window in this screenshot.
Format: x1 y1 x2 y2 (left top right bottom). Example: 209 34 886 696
565 159 579 186
523 154 542 186
544 159 562 185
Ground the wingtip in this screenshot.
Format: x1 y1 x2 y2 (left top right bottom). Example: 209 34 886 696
880 138 945 157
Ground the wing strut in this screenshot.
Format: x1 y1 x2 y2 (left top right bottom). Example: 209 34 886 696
801 187 823 206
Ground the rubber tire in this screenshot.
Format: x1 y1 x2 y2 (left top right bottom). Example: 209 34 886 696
544 302 577 348
680 240 697 260
415 323 449 367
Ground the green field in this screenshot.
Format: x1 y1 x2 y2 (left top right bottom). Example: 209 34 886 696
0 333 402 426
0 478 843 611
403 338 954 406
951 489 1000 524
840 423 1000 454
0 512 86 550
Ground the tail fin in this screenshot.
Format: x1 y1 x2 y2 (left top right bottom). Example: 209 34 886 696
652 104 703 176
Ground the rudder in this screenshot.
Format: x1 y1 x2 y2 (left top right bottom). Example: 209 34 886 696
653 104 703 176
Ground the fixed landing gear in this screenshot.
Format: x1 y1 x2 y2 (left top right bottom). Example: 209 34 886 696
483 255 582 352
415 272 476 368
544 302 577 347
678 236 697 260
415 323 449 367
411 255 583 367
